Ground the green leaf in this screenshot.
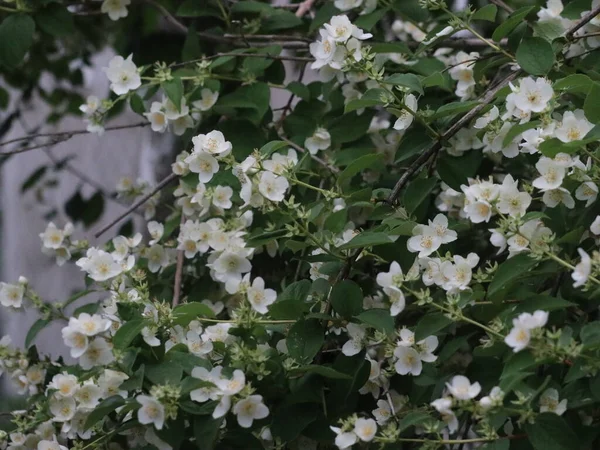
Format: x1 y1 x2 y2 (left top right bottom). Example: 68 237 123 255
513 295 574 313
286 81 310 101
581 322 600 349
259 140 288 157
262 9 303 31
73 302 100 316
193 415 223 450
165 350 211 374
288 365 352 379
120 365 145 391
84 396 125 430
584 83 600 124
354 7 389 31
415 312 452 341
172 302 216 326
524 413 580 450
502 120 540 148
330 280 363 318
403 177 437 214
180 399 218 415
146 362 183 385
182 24 202 61
277 280 311 303
112 318 147 350
337 232 393 251
356 309 395 334
436 152 483 191
271 403 319 441
176 0 221 17
328 112 374 144
344 88 389 114
162 77 184 111
492 6 536 41
129 94 145 116
516 37 554 76
488 254 538 302
0 15 36 68
383 73 423 95
554 74 593 93
431 101 480 120
398 411 432 432
25 319 51 348
338 153 385 184
472 4 497 22
35 5 75 37
287 319 324 363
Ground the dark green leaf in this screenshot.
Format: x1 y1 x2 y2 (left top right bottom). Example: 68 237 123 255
287 319 324 363
35 5 75 37
0 15 36 68
193 415 223 450
288 365 352 379
502 120 540 148
472 4 497 22
112 318 147 350
403 177 437 214
356 309 395 334
330 280 363 318
488 254 538 302
492 6 536 41
25 319 51 348
553 74 593 93
84 396 125 430
524 413 580 450
581 322 600 349
516 37 554 76
383 73 424 95
146 362 183 385
337 232 393 250
162 78 184 111
584 83 600 124
271 403 319 441
415 312 452 341
172 302 216 326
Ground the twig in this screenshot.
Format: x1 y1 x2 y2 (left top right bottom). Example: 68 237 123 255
0 122 148 152
142 0 188 33
172 214 186 307
278 135 340 174
385 70 520 205
171 52 313 69
489 0 514 14
566 4 600 41
94 173 178 238
295 0 317 18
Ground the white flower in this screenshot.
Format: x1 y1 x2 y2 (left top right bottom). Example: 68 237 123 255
330 427 358 450
80 95 101 116
79 338 115 369
341 323 366 356
334 0 363 10
474 106 499 129
47 373 79 397
0 283 24 308
103 54 141 95
555 110 593 142
353 418 377 442
416 335 439 362
505 325 531 353
479 386 505 410
513 77 553 113
258 171 289 202
575 181 598 207
384 286 406 316
532 157 566 191
428 214 457 243
137 395 165 430
393 345 422 376
146 244 170 273
446 375 481 400
324 15 355 42
49 394 76 422
516 310 549 329
305 128 331 154
247 277 276 314
39 222 66 249
148 221 164 245
72 313 111 336
101 0 130 21
185 152 219 183
212 185 233 210
76 248 123 282
75 381 103 408
232 395 269 428
144 102 168 133
591 216 600 235
376 261 403 289
393 94 417 131
542 188 574 209
263 149 298 175
37 440 67 450
193 89 219 111
407 225 442 258
61 325 89 358
573 248 591 288
192 131 232 157
540 388 567 416
98 369 129 398
211 251 252 284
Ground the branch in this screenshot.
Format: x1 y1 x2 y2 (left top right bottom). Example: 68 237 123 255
566 4 600 40
171 52 313 69
0 122 149 154
94 173 178 238
385 70 520 205
172 215 186 306
488 0 514 14
278 135 340 174
295 0 317 18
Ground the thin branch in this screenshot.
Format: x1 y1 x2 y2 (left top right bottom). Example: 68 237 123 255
142 0 188 33
171 52 313 69
385 70 520 205
566 4 600 40
488 0 514 14
278 135 340 174
295 0 317 18
94 173 178 238
172 214 186 306
0 122 149 153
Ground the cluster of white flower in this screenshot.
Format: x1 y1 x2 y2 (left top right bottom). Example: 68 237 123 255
39 222 77 266
330 417 377 450
189 366 269 428
449 51 479 100
0 335 46 396
0 277 27 309
61 313 115 368
310 15 373 78
505 310 549 352
393 329 438 376
116 176 161 219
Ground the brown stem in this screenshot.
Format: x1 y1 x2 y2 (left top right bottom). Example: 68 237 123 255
295 0 317 18
94 173 178 238
172 215 186 306
489 0 514 14
566 4 600 40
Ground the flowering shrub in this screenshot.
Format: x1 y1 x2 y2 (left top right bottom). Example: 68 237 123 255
4 0 600 449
